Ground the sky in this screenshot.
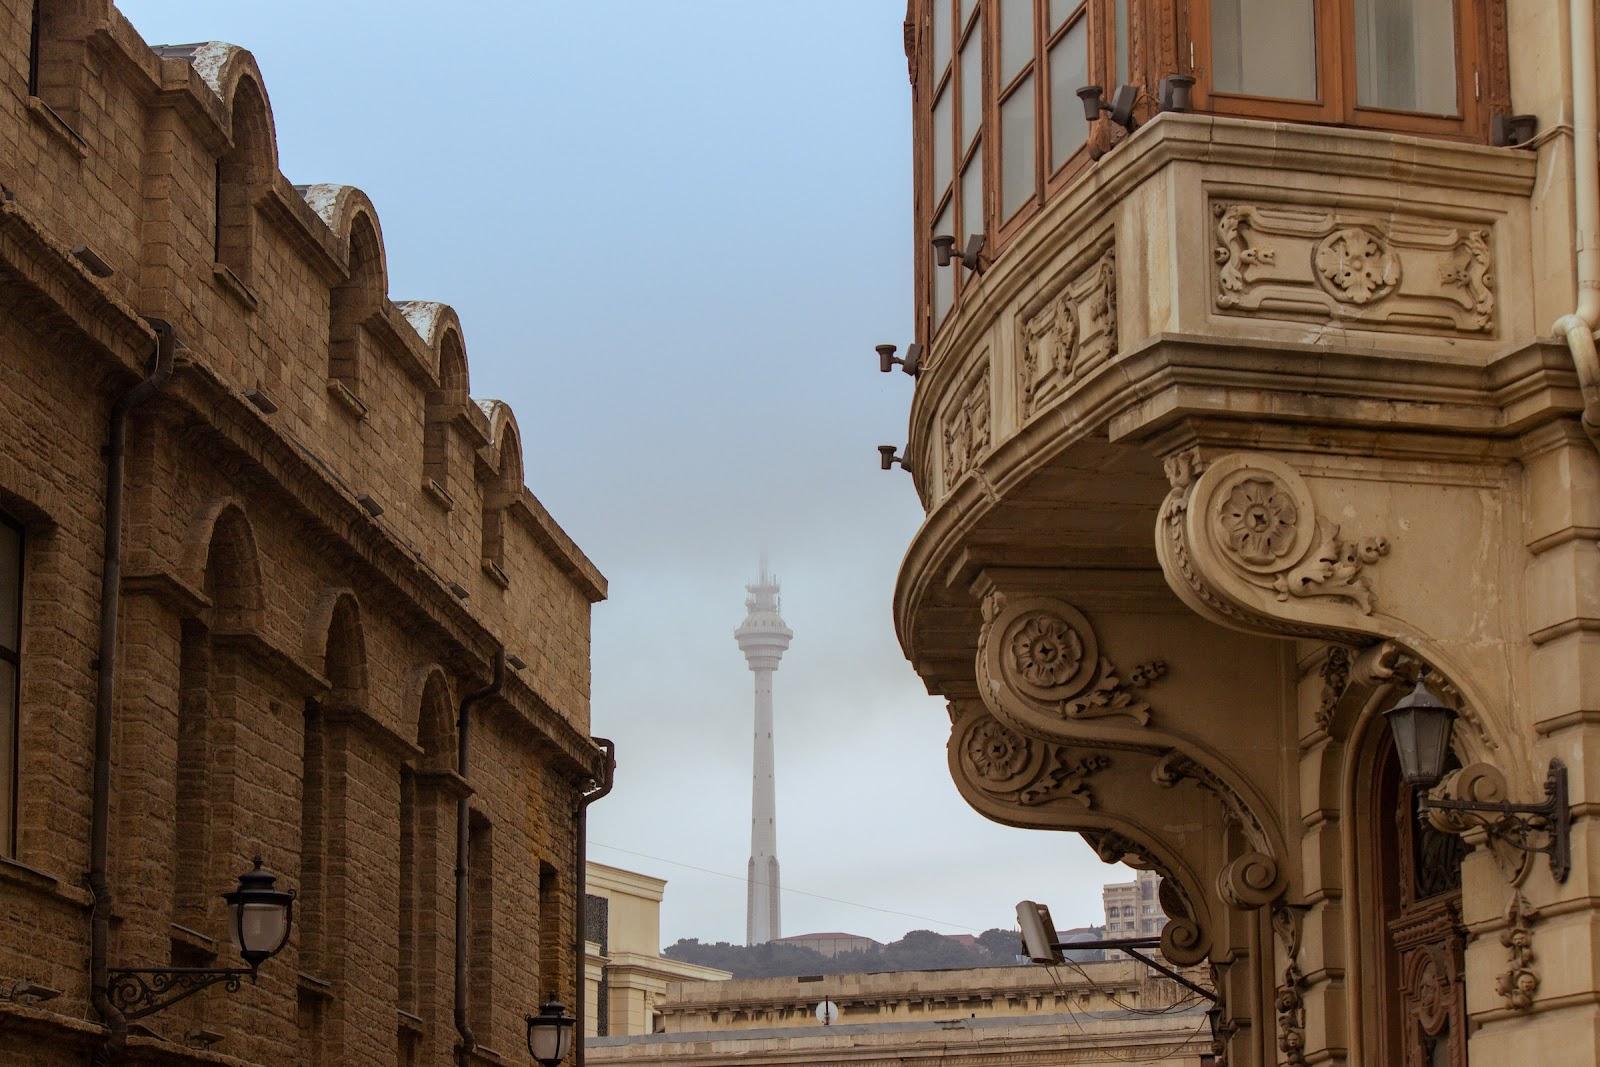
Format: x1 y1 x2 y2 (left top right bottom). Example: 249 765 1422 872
119 0 1125 948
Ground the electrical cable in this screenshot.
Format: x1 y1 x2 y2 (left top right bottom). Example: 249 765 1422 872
589 840 986 933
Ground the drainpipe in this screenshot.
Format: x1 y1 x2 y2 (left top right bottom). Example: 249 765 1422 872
454 648 505 1067
1555 0 1600 455
573 737 615 1066
90 318 178 1066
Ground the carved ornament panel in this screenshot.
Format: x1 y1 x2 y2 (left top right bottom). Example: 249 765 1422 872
1017 245 1117 421
941 356 992 493
952 707 1111 809
1212 201 1495 335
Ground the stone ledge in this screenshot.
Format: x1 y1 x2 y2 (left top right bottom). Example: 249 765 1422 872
26 96 87 159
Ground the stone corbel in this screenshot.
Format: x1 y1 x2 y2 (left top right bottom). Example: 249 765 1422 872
1157 450 1393 643
976 590 1167 739
950 703 1111 810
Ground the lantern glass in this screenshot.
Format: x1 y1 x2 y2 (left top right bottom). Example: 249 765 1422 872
1384 682 1456 788
527 999 577 1065
222 858 295 970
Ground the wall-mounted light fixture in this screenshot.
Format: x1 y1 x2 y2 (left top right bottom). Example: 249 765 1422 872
507 653 528 671
1077 84 1139 132
1386 682 1572 882
526 997 578 1066
1158 74 1195 113
932 233 985 272
1491 113 1539 148
106 859 294 1021
876 344 921 377
71 243 115 278
878 445 912 474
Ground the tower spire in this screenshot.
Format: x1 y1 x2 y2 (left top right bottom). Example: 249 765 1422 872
734 559 792 945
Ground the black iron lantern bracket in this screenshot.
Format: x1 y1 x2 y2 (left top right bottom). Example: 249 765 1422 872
1420 759 1571 884
105 966 253 1021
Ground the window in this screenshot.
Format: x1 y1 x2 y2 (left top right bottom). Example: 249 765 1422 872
1191 0 1488 138
215 76 273 288
0 514 19 858
926 0 985 330
27 0 41 97
468 811 494 1037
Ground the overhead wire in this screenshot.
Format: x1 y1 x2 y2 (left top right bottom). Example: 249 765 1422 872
588 840 986 933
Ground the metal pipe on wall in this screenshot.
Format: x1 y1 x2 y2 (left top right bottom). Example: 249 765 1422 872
454 648 505 1067
90 318 177 1066
574 737 615 1066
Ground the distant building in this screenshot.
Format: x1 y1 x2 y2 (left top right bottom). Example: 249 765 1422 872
1103 869 1167 959
587 961 1208 1066
584 863 731 1038
772 932 881 958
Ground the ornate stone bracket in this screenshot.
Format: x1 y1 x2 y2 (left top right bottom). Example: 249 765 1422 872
1495 891 1540 1011
1152 750 1286 909
1271 905 1308 1067
952 706 1111 809
1158 450 1394 642
977 592 1165 731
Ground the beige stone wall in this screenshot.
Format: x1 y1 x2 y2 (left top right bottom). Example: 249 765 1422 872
0 1 605 1064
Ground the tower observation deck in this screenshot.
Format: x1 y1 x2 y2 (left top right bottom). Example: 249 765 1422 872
735 558 793 946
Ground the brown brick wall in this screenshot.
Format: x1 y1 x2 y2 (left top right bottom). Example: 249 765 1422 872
0 1 605 1062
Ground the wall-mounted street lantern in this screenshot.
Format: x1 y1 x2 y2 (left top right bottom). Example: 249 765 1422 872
106 858 295 1021
526 997 577 1066
1386 683 1573 883
876 343 921 378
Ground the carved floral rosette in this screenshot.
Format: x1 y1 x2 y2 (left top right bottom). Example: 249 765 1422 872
950 706 1110 810
976 593 1165 735
1157 451 1393 643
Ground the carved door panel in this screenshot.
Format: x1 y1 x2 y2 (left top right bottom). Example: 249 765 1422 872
1386 775 1469 1067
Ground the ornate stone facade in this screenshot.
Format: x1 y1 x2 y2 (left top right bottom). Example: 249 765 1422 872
0 3 605 1064
896 5 1600 1065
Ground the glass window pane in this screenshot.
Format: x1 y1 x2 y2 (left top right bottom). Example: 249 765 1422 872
933 0 952 75
1355 0 1458 114
960 0 978 28
1049 0 1078 33
1211 0 1317 101
961 141 985 242
933 88 953 195
0 659 13 856
960 29 983 149
1000 75 1036 219
0 522 17 652
1115 0 1130 86
1049 19 1089 170
933 204 954 327
1000 0 1034 85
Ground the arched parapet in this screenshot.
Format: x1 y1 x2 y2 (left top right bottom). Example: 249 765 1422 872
476 401 525 579
397 301 472 395
304 589 368 711
302 185 389 399
181 497 265 633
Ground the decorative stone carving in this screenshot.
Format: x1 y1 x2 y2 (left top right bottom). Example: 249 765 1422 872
1217 851 1284 910
1212 201 1496 335
1314 227 1401 305
954 710 1110 809
1151 750 1278 876
942 358 991 492
1316 645 1351 732
1158 451 1395 641
1272 905 1308 1067
979 594 1164 727
1018 245 1117 420
1495 891 1540 1011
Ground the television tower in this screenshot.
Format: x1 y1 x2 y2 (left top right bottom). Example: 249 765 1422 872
735 556 792 945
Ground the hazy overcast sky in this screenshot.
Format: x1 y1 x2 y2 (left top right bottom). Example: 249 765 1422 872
120 0 1124 947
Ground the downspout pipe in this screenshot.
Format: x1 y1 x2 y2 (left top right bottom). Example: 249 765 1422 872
454 647 505 1067
90 318 177 1066
1555 0 1600 454
573 737 615 1066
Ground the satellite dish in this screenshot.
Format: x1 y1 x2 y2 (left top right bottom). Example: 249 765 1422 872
815 999 840 1025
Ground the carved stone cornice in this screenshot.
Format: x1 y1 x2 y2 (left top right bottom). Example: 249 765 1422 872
1156 450 1393 643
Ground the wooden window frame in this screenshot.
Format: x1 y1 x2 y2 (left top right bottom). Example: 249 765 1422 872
1187 0 1490 141
0 512 19 858
1042 0 1098 203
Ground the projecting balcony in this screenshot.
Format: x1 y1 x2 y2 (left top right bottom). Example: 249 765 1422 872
895 110 1561 700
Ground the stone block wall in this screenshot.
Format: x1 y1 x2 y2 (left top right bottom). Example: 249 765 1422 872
0 1 606 1063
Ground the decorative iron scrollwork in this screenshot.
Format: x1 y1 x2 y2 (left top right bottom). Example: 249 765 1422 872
105 967 250 1021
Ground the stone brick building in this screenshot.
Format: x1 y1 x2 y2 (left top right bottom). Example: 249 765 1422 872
0 2 607 1064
